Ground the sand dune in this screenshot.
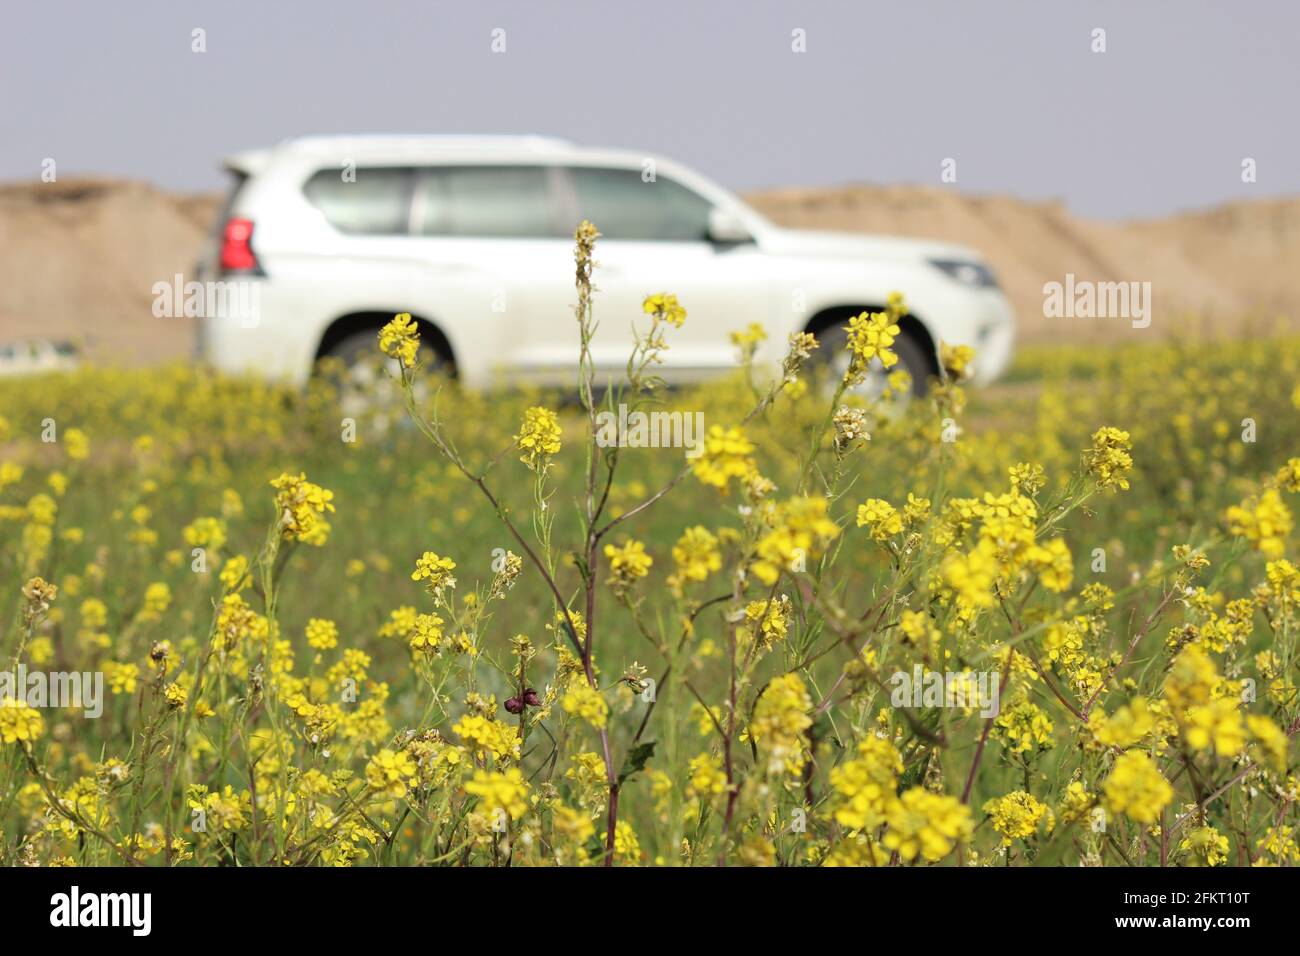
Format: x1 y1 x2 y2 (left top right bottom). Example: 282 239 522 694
0 179 215 363
1 177 1296 363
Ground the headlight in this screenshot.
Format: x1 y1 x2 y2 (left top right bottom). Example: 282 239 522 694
929 259 998 289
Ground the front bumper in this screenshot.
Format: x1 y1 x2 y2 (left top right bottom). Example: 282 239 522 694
970 298 1016 385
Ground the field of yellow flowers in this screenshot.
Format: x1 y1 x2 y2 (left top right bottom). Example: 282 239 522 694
1 224 1298 868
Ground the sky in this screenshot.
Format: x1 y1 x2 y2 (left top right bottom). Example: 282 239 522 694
3 0 1296 219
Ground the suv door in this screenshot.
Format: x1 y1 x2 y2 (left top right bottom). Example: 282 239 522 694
554 165 773 382
405 164 574 386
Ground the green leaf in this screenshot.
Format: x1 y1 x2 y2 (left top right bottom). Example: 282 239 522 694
617 740 656 786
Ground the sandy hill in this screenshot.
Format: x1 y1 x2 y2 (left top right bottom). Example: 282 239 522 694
0 179 217 363
1 177 1296 363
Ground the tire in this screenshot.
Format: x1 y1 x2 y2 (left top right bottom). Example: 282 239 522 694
811 321 934 399
326 329 452 378
319 328 452 422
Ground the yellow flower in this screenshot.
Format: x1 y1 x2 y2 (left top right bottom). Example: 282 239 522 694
691 425 756 492
552 803 595 846
1256 825 1300 864
1247 714 1287 773
514 406 562 470
830 735 902 831
269 472 335 544
183 516 227 552
411 551 457 596
604 538 652 592
27 494 57 526
983 791 1050 845
1084 426 1133 491
453 714 521 762
642 293 687 328
465 767 530 821
993 698 1055 754
686 753 727 798
845 310 900 372
1026 537 1073 592
561 680 609 730
408 612 445 653
670 526 721 584
1182 697 1246 757
104 661 141 695
1087 696 1164 749
365 748 418 798
187 785 250 833
1225 488 1292 559
305 618 339 650
164 682 188 708
744 595 792 650
898 609 940 654
1056 781 1096 825
609 819 641 865
143 581 172 617
0 701 44 744
881 787 973 863
856 498 902 541
941 539 999 611
219 555 251 592
940 342 975 380
80 597 108 629
752 495 841 586
1164 644 1245 756
63 428 89 461
750 673 813 776
378 312 420 367
1179 826 1229 866
1103 751 1173 824
729 322 768 353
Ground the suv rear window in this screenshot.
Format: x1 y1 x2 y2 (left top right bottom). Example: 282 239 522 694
414 166 558 238
303 167 413 234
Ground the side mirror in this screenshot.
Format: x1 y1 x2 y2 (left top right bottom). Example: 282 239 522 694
707 208 751 244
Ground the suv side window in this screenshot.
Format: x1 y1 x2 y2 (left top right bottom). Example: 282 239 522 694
414 165 559 238
566 166 713 241
303 167 413 235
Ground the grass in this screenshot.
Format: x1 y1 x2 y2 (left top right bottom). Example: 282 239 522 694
0 272 1298 867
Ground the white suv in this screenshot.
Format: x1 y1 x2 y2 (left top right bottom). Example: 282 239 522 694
196 135 1014 392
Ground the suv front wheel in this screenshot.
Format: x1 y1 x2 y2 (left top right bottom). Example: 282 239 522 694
811 322 934 400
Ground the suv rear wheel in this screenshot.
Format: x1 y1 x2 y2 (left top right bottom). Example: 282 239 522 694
321 329 453 422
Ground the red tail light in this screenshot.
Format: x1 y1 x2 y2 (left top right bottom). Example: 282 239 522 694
219 217 260 272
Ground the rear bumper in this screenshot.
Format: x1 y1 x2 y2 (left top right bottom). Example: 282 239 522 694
193 280 318 386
